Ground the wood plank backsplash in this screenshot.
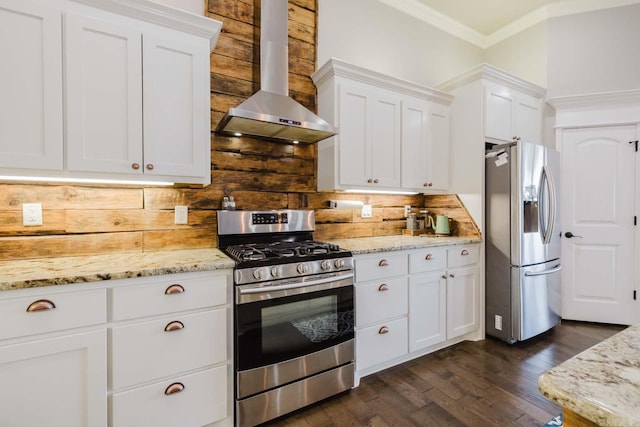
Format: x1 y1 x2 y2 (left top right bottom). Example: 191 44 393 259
0 1 479 262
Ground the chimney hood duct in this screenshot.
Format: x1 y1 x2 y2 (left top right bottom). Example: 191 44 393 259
215 0 337 144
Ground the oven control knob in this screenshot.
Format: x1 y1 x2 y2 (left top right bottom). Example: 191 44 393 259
321 260 332 271
271 266 282 278
334 259 345 269
297 263 309 274
253 268 266 280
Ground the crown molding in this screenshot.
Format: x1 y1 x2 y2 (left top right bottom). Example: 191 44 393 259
436 63 546 98
71 0 222 51
376 0 640 49
313 58 454 105
547 89 640 110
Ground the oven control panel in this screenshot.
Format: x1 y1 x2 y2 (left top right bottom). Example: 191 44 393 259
252 213 288 224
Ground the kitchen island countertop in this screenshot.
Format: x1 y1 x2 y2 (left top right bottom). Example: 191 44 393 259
538 323 640 426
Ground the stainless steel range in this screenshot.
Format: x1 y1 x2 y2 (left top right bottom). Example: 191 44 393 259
217 210 355 427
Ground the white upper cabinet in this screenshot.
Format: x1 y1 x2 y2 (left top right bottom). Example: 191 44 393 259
484 78 544 144
336 81 401 188
401 100 450 191
0 0 221 185
313 58 453 193
0 1 63 171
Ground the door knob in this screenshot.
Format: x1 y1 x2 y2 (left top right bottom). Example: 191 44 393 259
564 232 583 238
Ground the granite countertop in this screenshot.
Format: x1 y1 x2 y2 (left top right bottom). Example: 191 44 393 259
0 248 234 292
538 324 640 426
327 235 482 255
1 235 482 292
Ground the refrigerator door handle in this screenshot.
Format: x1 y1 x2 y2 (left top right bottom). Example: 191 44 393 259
539 165 557 244
524 264 562 276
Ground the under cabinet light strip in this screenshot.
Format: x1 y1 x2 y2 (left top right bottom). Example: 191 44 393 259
344 189 419 195
0 175 174 186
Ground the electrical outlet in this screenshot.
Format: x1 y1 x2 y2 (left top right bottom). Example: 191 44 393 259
361 204 372 218
404 205 412 217
174 206 188 224
23 203 43 226
495 314 503 331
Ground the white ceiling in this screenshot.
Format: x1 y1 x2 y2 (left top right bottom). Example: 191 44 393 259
415 0 567 35
377 0 640 47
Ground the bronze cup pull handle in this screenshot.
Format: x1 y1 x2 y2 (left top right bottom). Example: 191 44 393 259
425 254 433 260
164 382 185 396
378 259 389 267
378 284 389 292
378 326 389 334
460 249 469 256
26 299 56 313
165 284 185 295
164 321 185 332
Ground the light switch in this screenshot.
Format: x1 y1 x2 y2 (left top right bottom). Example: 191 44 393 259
175 206 188 224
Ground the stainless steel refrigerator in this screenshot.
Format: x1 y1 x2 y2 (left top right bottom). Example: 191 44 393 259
485 141 561 343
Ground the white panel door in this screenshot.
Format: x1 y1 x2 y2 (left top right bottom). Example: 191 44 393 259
370 93 401 188
514 93 542 143
0 1 63 170
484 84 514 142
143 32 210 180
561 125 637 324
400 98 429 190
0 330 107 427
65 12 143 174
409 271 446 351
446 265 479 339
428 104 450 191
338 82 370 187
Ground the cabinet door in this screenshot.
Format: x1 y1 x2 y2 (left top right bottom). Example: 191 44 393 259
401 98 429 190
514 93 542 143
446 265 480 339
427 104 450 191
65 12 143 174
143 32 210 182
409 271 446 351
0 330 107 427
370 92 401 187
338 82 371 186
0 1 63 170
484 83 515 143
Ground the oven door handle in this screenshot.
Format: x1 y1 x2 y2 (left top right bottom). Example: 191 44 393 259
238 273 354 296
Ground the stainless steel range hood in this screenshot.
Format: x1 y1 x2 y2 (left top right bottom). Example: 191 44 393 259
216 0 337 144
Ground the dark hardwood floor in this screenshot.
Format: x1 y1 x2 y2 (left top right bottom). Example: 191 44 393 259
263 320 625 427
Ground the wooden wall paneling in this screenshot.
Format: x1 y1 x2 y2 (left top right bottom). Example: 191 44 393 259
65 209 218 233
0 233 143 260
0 210 66 236
143 229 217 251
0 185 143 210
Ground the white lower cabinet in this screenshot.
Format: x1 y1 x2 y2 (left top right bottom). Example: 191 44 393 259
355 243 481 378
0 287 108 427
111 365 227 427
0 270 232 427
108 271 232 427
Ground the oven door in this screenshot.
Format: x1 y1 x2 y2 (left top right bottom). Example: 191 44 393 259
235 271 354 386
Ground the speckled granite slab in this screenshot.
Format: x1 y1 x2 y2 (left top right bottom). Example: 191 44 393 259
538 324 640 426
327 235 482 255
0 248 235 291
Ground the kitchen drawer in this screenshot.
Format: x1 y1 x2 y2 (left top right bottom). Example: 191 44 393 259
355 252 408 283
110 365 227 427
447 244 480 268
110 272 228 321
356 317 408 371
110 308 227 389
409 247 446 274
355 277 407 327
0 288 106 340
